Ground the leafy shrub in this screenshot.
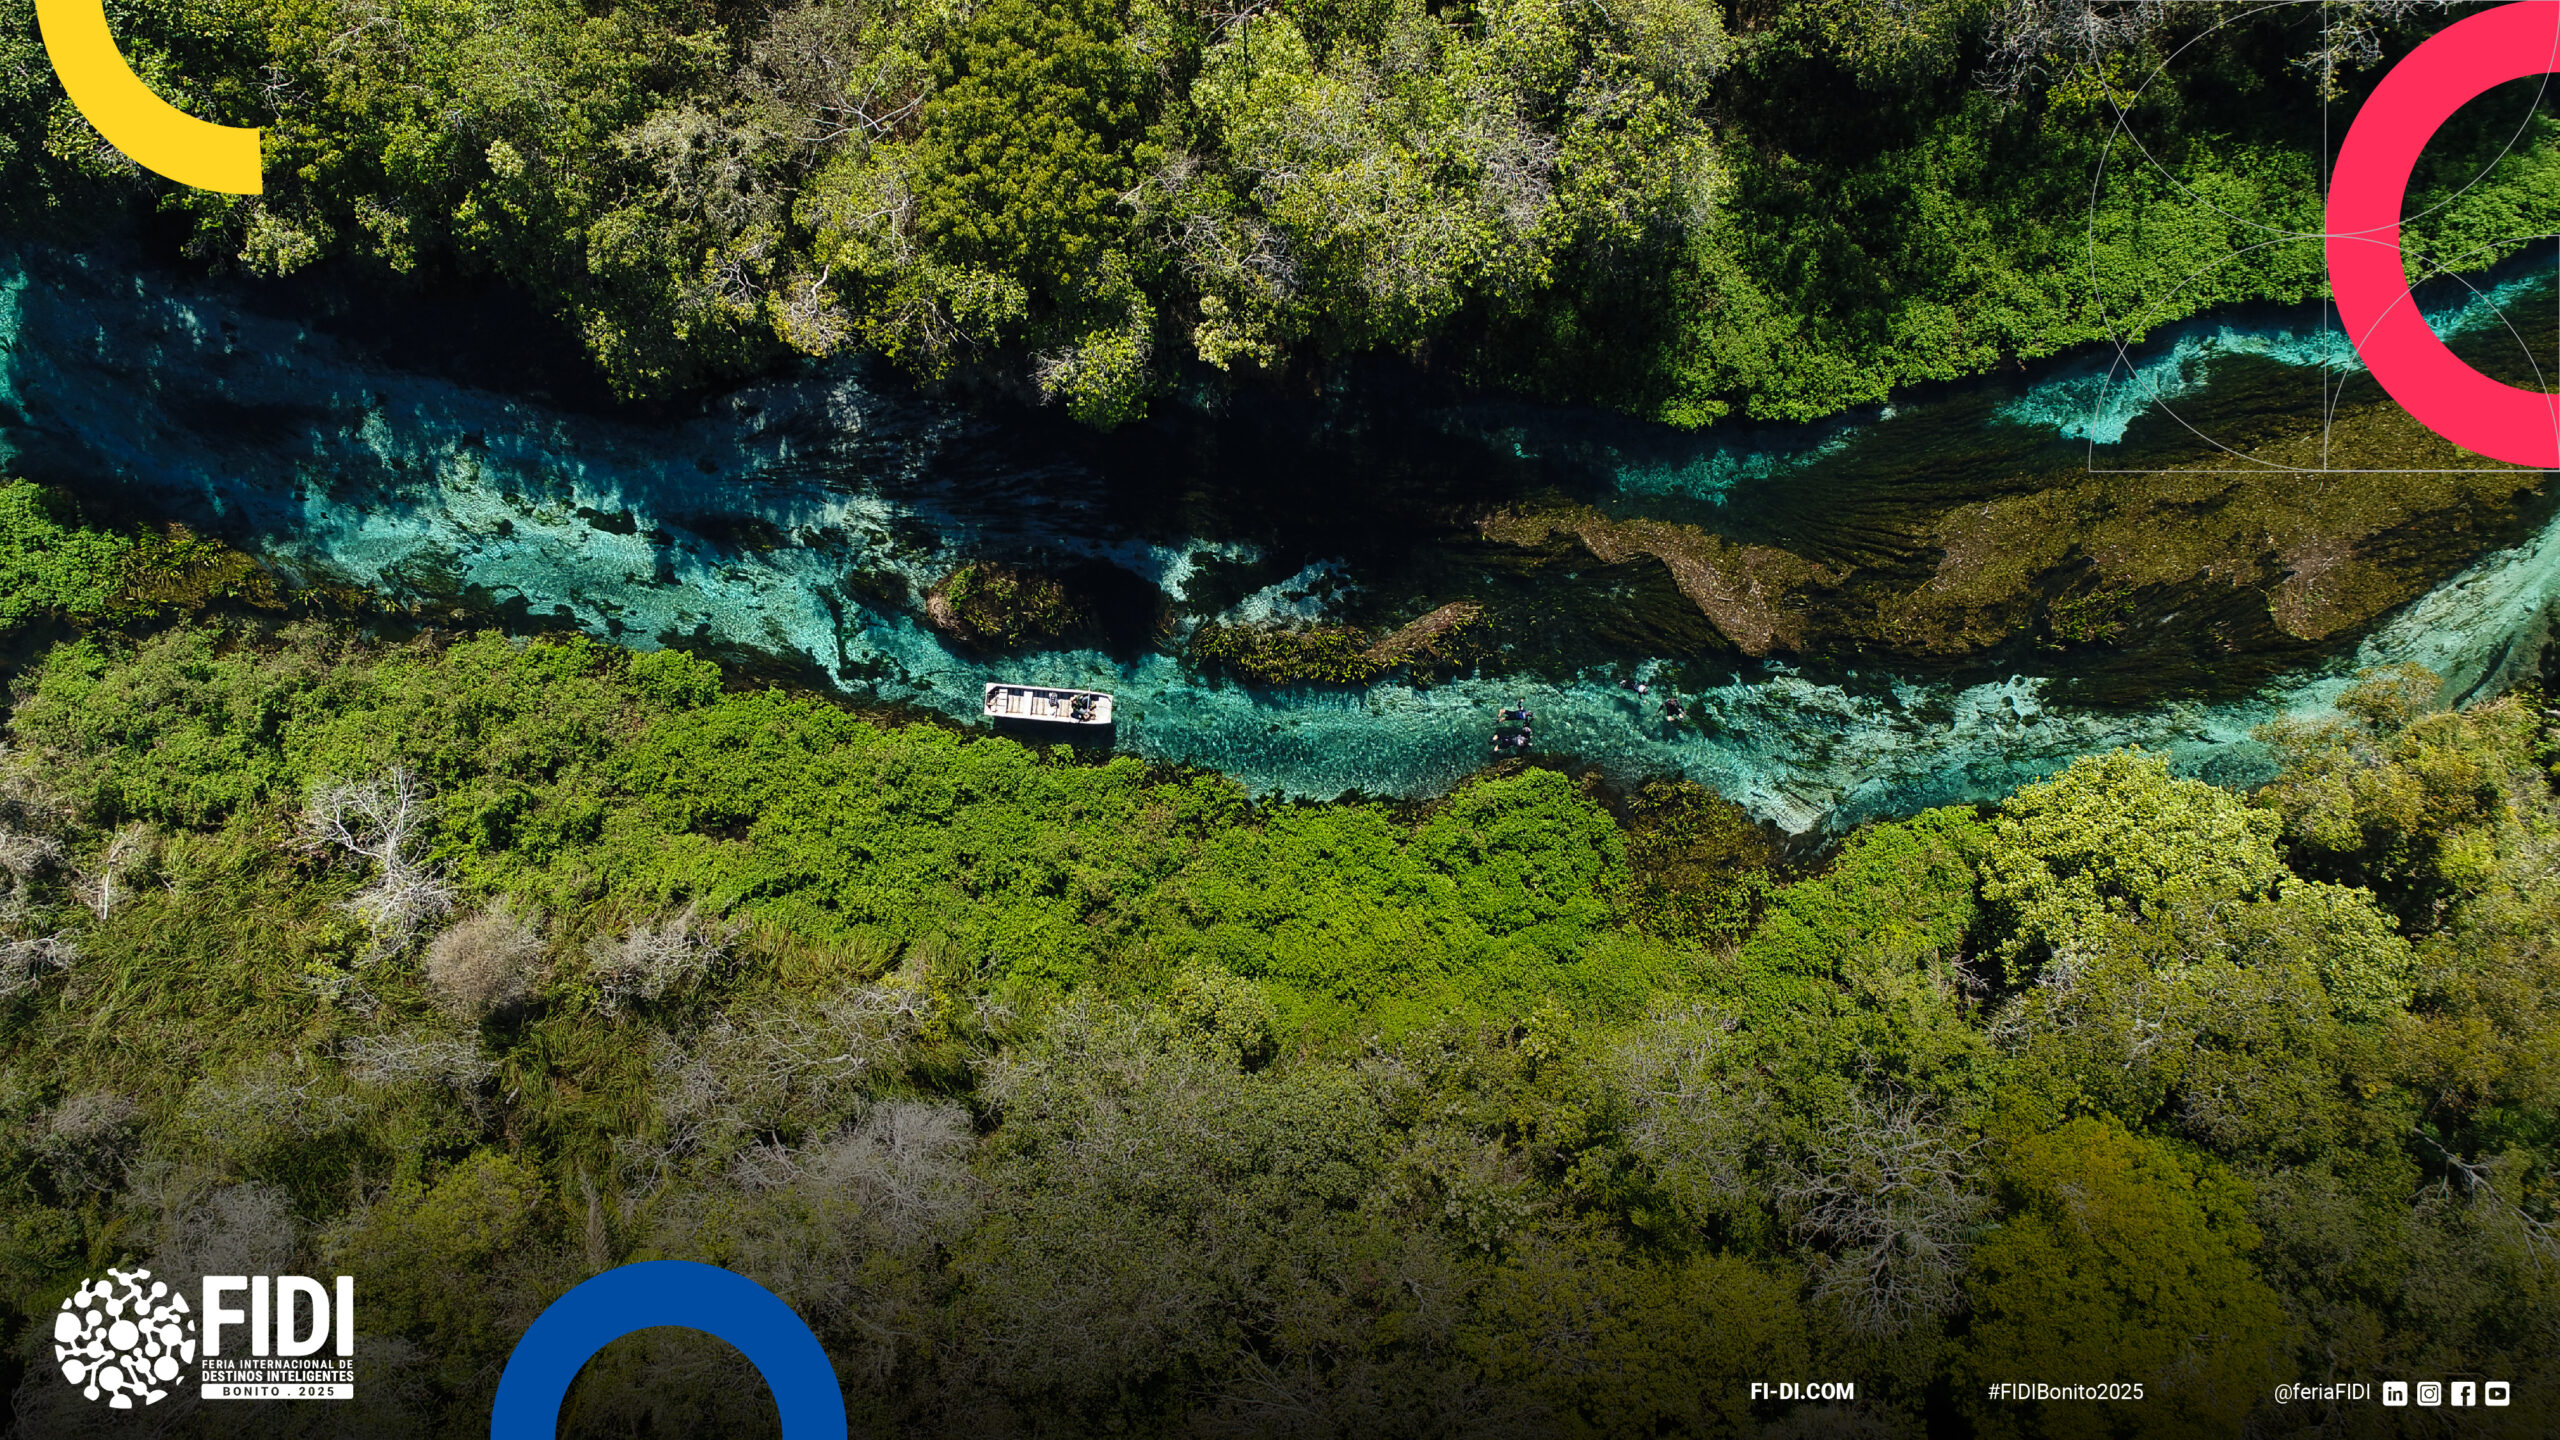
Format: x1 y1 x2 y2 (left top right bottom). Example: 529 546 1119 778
2256 665 2548 929
0 482 279 634
625 648 726 711
1616 778 1783 944
0 482 128 631
1162 965 1279 1069
911 0 1140 289
1980 750 2282 981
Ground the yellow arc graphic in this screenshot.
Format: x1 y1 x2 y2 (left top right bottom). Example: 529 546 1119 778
35 0 260 193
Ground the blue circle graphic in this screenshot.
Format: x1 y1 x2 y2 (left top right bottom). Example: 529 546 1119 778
489 1261 846 1439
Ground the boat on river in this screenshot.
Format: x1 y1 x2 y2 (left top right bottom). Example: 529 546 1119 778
984 683 1114 728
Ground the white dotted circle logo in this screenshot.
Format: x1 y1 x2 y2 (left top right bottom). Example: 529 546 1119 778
54 1267 195 1408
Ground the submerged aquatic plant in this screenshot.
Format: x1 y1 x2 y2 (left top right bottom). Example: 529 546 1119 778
926 563 1086 649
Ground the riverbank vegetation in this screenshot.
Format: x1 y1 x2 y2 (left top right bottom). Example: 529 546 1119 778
5 0 2553 427
0 497 2554 1435
0 483 280 631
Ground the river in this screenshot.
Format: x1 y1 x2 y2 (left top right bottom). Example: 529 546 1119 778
2 243 2554 830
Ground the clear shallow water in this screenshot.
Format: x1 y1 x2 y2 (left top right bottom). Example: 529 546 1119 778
1994 270 2559 446
1 247 2554 830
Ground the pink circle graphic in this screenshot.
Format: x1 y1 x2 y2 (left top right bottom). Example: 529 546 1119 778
2328 0 2560 466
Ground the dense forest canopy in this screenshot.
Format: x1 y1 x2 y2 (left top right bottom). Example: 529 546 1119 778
4 0 2555 424
0 487 2556 1435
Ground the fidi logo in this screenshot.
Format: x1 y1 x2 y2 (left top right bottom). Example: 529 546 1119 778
52 1268 192 1409
49 1262 832 1428
490 1263 846 1438
53 1269 356 1406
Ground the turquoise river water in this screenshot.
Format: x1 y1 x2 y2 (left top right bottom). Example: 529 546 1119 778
3 246 2556 830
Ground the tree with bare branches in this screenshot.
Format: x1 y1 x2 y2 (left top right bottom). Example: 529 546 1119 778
1612 999 1772 1220
304 765 456 958
1777 1091 1987 1335
0 748 77 996
588 903 745 1013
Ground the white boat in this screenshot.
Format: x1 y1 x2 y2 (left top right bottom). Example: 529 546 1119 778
983 683 1114 727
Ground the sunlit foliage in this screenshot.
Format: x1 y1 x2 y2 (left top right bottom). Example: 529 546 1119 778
0 565 2553 1433
9 0 2547 429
